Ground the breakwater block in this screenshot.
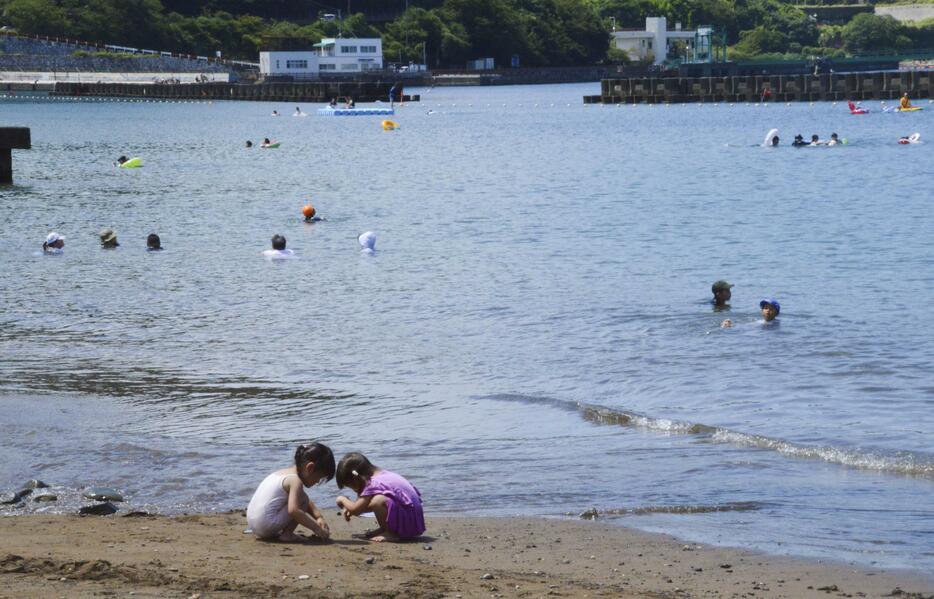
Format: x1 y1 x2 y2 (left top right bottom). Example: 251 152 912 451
317 107 395 116
0 127 30 184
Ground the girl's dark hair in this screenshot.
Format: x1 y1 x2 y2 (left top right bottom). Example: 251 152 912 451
335 452 377 489
294 442 336 482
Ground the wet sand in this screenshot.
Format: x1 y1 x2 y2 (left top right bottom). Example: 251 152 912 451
0 513 931 598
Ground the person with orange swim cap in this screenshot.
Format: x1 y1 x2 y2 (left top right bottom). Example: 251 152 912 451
302 204 323 223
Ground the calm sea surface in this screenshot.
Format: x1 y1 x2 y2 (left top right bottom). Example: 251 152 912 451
1 83 932 575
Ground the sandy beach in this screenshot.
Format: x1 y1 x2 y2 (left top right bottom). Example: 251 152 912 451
0 513 931 598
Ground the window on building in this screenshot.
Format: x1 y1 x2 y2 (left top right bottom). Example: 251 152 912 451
320 63 336 70
340 46 358 54
341 63 358 70
286 60 308 69
648 40 652 49
360 45 377 53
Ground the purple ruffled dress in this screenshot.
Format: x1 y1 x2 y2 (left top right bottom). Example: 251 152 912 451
362 470 425 539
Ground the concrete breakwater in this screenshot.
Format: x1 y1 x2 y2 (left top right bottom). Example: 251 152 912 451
588 70 934 104
51 81 418 103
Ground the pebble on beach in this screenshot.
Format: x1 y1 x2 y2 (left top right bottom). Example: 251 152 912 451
79 502 118 516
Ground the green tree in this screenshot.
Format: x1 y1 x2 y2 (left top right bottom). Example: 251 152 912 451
3 0 71 36
733 26 788 55
842 13 905 54
438 0 530 65
384 7 447 65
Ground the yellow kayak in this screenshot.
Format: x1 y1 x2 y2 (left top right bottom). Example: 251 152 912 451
898 106 923 112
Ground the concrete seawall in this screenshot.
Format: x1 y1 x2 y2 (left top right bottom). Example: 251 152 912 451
50 81 419 103
589 70 934 104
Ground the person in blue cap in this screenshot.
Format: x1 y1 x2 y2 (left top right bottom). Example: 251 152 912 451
759 298 780 322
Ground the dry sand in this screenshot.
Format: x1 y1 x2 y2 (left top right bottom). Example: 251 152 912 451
0 512 931 598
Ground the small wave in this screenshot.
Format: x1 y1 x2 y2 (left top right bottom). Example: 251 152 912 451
576 501 762 519
484 394 934 479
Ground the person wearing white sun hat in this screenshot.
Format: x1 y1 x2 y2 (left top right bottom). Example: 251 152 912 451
43 232 65 254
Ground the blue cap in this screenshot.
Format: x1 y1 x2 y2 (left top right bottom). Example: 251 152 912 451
759 298 780 315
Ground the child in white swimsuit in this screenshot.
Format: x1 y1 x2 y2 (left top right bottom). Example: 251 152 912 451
246 442 335 542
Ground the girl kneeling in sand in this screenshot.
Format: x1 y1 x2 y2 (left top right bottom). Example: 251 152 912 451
246 442 335 542
335 452 425 542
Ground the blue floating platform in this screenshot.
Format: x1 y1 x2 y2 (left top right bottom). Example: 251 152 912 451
317 107 395 116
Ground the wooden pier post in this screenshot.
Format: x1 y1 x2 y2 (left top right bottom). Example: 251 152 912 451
0 127 31 184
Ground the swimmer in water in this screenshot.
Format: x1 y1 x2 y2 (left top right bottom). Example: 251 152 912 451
827 133 840 146
294 106 304 116
760 298 780 323
358 231 376 254
147 233 162 251
99 227 119 249
302 205 323 223
329 98 337 108
115 155 128 166
792 134 808 147
720 319 733 328
711 280 734 309
272 110 280 117
810 134 823 146
246 140 253 148
43 232 64 254
262 234 296 259
770 135 779 146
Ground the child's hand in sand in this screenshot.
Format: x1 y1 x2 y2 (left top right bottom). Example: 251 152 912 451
336 495 354 521
316 517 330 537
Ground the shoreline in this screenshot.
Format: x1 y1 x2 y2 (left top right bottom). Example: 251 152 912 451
1 513 931 598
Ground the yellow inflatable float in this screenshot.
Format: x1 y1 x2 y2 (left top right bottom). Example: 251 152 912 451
118 157 143 168
381 120 399 131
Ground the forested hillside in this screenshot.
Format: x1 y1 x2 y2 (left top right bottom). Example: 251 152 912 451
1 0 932 66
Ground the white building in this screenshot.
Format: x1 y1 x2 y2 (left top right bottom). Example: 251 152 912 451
259 38 383 79
612 17 695 65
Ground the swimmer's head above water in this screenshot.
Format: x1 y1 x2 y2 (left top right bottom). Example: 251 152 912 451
43 231 64 252
271 234 287 251
147 233 162 251
711 280 733 306
358 231 376 253
759 298 780 322
99 227 119 248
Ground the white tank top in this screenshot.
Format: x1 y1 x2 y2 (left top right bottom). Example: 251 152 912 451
246 472 294 537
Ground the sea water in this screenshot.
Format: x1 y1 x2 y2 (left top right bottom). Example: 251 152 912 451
1 83 932 575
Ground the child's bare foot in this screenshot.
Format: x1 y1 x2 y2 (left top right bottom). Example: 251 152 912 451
277 531 305 543
369 531 399 543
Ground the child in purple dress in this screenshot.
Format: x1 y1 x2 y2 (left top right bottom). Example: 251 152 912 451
335 452 425 542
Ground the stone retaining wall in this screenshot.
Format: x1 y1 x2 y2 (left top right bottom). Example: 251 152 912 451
0 36 229 74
